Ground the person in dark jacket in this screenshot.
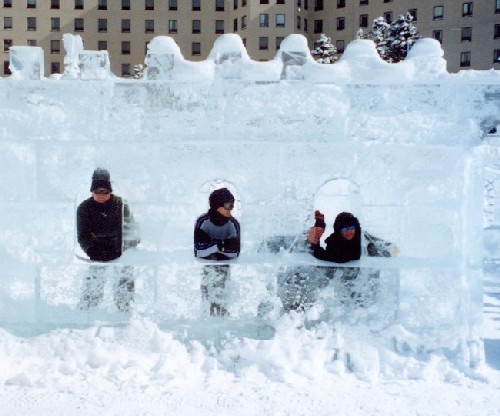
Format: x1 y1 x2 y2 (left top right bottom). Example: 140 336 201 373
77 168 139 311
194 187 240 316
308 211 362 263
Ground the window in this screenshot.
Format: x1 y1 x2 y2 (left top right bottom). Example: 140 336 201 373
359 14 368 28
494 49 500 64
495 24 500 39
51 62 60 74
121 64 131 77
4 17 12 30
122 19 130 33
193 20 201 34
50 40 60 54
242 0 246 5
314 19 322 34
314 0 323 11
433 6 444 20
145 0 154 10
461 27 472 42
215 20 224 34
3 39 12 52
233 18 237 31
260 0 269 3
4 61 11 75
276 14 285 27
27 17 36 31
4 0 12 7
27 0 36 9
277 0 285 4
384 12 392 23
383 0 392 2
337 0 345 7
460 51 471 67
27 39 37 46
51 17 60 31
98 40 107 50
259 36 269 50
337 17 345 30
75 0 83 10
260 14 269 27
336 40 345 53
304 18 307 32
303 0 307 9
122 0 130 10
51 0 59 9
192 0 200 11
462 2 473 17
192 42 201 56
216 0 224 11
408 9 417 21
74 18 84 32
276 36 284 49
433 30 443 43
242 15 247 29
168 20 177 33
122 41 131 55
98 19 107 33
296 16 301 30
496 0 500 13
169 0 177 11
98 0 107 10
145 19 154 33
360 0 368 5
234 0 238 9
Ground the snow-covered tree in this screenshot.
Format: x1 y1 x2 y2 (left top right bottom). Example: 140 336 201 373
133 64 144 79
311 34 338 64
363 12 420 63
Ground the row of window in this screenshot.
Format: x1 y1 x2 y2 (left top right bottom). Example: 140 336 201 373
2 0 253 12
2 16 293 33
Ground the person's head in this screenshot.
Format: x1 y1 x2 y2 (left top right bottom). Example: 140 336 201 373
333 212 360 241
209 188 235 218
90 168 112 203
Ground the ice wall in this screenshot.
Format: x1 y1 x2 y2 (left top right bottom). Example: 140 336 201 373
1 34 498 369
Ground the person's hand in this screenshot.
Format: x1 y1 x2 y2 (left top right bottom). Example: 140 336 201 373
314 210 326 228
307 227 324 245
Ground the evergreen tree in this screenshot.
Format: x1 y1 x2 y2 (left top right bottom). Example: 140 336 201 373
311 34 338 64
364 12 420 63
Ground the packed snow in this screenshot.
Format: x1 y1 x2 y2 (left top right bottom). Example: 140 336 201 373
0 34 499 415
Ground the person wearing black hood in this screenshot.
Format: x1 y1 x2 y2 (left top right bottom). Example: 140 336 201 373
308 211 362 263
194 187 240 316
77 168 139 311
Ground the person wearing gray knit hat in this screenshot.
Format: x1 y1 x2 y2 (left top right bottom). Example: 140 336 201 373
77 168 140 312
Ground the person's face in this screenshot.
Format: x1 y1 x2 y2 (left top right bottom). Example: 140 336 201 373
340 225 356 241
216 201 234 218
92 187 111 203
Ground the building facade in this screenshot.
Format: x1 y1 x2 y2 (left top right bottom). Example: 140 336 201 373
1 0 499 77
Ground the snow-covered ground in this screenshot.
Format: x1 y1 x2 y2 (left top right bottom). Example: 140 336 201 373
0 35 500 414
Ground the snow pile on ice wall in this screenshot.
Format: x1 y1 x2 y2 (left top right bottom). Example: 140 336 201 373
1 34 499 369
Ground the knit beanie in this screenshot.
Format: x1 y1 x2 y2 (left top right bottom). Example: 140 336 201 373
90 168 113 192
209 188 234 209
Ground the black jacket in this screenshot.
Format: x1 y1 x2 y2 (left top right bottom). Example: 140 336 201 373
77 195 136 262
311 213 362 263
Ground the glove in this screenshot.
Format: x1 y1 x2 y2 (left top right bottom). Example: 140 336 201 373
87 243 120 262
314 210 326 229
307 227 324 245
